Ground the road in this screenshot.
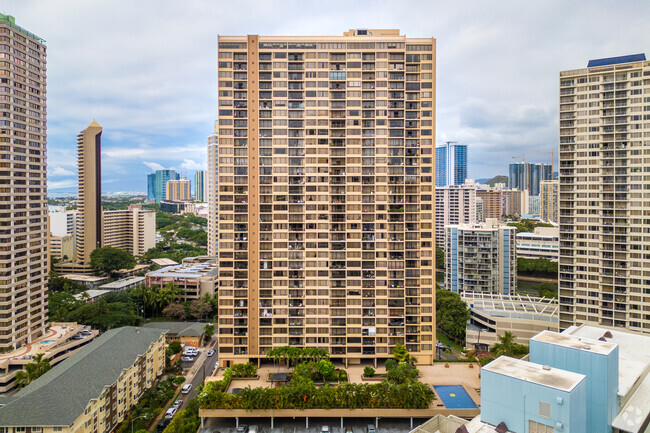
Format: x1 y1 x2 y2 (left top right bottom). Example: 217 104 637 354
177 339 219 410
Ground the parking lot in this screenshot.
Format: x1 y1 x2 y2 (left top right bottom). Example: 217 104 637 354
202 416 429 433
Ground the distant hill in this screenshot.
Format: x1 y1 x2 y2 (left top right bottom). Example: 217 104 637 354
484 175 508 187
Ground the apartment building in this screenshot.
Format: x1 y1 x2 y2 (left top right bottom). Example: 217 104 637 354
540 179 559 223
194 170 207 202
435 141 467 187
49 234 74 260
103 204 156 256
509 161 552 196
207 129 219 256
501 188 528 217
445 219 517 295
145 257 218 301
166 179 191 201
214 29 436 365
435 180 477 248
0 14 48 351
476 189 502 221
0 327 166 433
76 121 103 265
516 226 559 261
558 54 650 333
49 208 79 240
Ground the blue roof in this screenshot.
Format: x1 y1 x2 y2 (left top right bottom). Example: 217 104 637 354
588 54 646 68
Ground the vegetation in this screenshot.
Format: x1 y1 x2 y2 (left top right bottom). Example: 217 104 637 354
47 271 86 293
484 175 508 187
363 366 375 377
436 248 444 269
204 323 215 339
266 346 329 366
230 362 258 378
506 219 555 234
90 246 136 275
14 353 51 389
517 257 558 278
436 288 470 343
169 341 183 354
115 375 180 433
163 396 201 433
517 279 558 299
490 331 529 358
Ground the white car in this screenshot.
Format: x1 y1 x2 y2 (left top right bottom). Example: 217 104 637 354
165 407 177 419
172 399 182 408
182 384 193 394
207 350 215 357
181 356 194 363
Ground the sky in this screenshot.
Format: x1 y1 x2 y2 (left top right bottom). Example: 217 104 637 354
5 0 650 193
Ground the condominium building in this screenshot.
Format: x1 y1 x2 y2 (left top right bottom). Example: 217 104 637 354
435 180 477 248
540 179 558 223
558 54 650 333
76 121 103 265
516 226 559 261
207 129 218 256
50 234 74 261
0 327 166 433
149 169 179 203
166 179 191 201
475 189 502 221
501 188 528 217
214 29 436 365
0 14 48 351
194 170 207 202
435 141 467 187
508 161 552 196
103 204 156 256
445 219 517 295
145 257 218 301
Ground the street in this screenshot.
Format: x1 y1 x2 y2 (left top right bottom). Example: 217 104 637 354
177 339 219 410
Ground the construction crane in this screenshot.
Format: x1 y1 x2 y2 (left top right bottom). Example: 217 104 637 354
512 151 555 176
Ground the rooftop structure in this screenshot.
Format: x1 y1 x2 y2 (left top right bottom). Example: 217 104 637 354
483 356 585 393
146 258 218 301
98 276 146 291
515 226 559 261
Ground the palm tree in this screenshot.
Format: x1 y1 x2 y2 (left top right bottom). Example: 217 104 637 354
32 353 51 377
492 331 516 357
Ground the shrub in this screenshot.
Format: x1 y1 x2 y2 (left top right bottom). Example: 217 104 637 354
385 358 397 371
363 366 375 377
230 362 257 378
173 376 186 385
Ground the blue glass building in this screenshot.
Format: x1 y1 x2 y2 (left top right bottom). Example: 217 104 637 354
436 142 467 187
509 162 552 196
147 169 179 203
147 173 156 201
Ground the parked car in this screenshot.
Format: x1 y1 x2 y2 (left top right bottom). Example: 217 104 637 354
249 425 259 433
172 399 182 408
236 425 248 433
181 356 194 363
165 407 177 419
207 349 215 357
345 427 353 433
157 418 171 432
366 425 376 433
321 427 330 433
81 329 92 335
182 384 193 394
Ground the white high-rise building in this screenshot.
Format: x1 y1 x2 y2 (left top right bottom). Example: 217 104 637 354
435 180 477 248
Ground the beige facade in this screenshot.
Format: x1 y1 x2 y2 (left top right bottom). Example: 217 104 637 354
476 189 502 221
75 121 103 265
516 226 559 261
558 55 650 332
145 257 218 301
50 234 74 261
166 179 191 201
501 188 528 217
0 14 49 351
540 179 559 223
103 204 156 256
435 180 477 248
214 30 436 365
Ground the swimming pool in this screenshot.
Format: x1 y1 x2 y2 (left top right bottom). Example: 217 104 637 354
433 385 477 409
40 340 55 345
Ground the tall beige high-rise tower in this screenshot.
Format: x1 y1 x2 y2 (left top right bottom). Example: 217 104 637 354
0 14 48 350
207 127 218 256
558 54 650 332
75 121 103 265
214 30 436 365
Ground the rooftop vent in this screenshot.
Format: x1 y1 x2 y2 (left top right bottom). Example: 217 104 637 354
583 345 591 350
604 331 613 338
495 422 510 433
543 365 551 371
599 337 607 342
355 29 369 36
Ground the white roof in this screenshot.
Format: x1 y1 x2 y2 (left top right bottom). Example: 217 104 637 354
99 276 145 290
563 325 650 398
532 329 617 356
613 372 650 433
483 356 586 392
73 290 111 301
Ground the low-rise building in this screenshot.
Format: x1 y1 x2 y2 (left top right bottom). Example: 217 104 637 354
0 327 166 432
61 274 110 289
142 322 207 348
145 258 218 301
462 292 558 349
516 226 559 261
0 323 98 395
74 289 112 303
445 219 517 295
98 276 145 292
49 234 74 261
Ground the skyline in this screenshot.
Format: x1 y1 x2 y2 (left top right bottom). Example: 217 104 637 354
6 0 650 192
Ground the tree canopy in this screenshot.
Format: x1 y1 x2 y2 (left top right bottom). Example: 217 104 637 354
436 287 470 343
90 246 136 275
490 331 529 357
517 257 558 278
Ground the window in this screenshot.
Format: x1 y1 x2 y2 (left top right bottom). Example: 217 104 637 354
539 401 551 418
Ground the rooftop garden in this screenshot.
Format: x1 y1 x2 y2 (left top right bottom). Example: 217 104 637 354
199 345 435 411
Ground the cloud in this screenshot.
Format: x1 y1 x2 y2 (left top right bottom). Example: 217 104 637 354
48 179 77 190
143 161 165 171
180 159 205 171
49 166 76 177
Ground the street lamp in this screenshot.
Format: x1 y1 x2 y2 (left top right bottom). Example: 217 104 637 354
131 414 148 433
